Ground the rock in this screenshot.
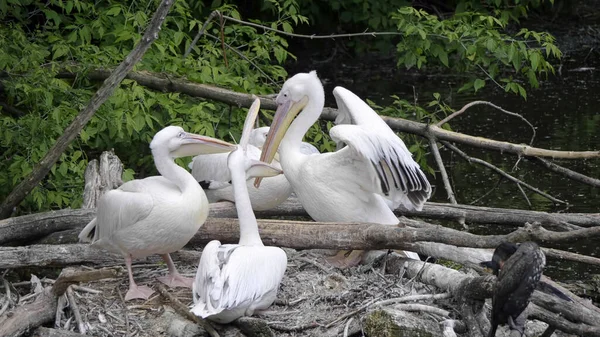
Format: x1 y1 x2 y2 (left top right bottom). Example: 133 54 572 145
363 308 440 337
235 316 274 337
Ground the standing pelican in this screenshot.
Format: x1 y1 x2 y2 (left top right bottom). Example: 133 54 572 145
189 127 319 211
191 98 288 323
79 126 235 301
259 71 431 267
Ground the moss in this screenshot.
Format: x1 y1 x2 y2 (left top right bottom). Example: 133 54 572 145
364 310 437 337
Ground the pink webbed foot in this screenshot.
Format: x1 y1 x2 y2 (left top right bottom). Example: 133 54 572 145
158 273 194 288
124 284 155 301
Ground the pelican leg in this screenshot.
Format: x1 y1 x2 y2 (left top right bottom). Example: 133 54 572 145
157 254 194 288
124 255 154 301
325 250 365 268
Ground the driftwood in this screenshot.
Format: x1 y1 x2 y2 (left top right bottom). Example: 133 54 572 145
82 150 123 209
4 218 600 263
0 0 174 220
0 268 119 337
0 244 200 269
2 199 600 246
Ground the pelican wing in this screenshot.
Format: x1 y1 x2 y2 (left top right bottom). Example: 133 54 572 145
192 242 287 320
329 86 431 211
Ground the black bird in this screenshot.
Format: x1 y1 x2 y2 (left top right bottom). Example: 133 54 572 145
480 241 545 337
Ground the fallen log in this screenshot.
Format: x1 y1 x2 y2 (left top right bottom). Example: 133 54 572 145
2 201 600 246
0 244 200 269
6 215 600 268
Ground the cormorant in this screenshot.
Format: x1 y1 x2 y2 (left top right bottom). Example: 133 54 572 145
480 241 545 337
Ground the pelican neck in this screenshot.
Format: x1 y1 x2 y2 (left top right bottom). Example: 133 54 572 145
230 150 264 246
153 149 199 194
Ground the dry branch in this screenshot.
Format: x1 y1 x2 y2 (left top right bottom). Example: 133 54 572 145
531 157 600 188
53 68 600 162
442 141 566 205
0 0 174 219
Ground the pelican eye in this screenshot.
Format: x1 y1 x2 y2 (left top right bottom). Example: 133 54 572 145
178 131 186 138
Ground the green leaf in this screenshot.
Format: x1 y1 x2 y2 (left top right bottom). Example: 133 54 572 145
473 79 485 92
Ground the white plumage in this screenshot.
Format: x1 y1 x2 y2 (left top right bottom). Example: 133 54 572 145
191 98 287 323
79 126 235 300
189 127 318 211
259 71 432 265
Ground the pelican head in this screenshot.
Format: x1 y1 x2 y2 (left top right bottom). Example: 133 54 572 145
151 126 236 158
258 71 323 185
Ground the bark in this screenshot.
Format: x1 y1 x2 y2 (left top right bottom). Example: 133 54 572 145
82 150 123 209
0 0 174 220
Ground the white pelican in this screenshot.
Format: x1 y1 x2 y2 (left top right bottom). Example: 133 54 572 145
189 127 319 211
258 71 432 267
191 98 287 323
79 126 235 301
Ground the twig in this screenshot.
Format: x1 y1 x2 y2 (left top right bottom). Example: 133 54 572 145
296 256 333 273
516 183 532 208
442 141 567 205
116 286 130 337
428 136 457 204
469 176 503 205
66 286 86 334
156 284 220 337
205 33 277 86
324 297 382 328
373 293 451 307
71 285 101 295
394 303 451 317
185 10 219 58
55 294 66 328
218 12 228 67
268 322 321 332
0 0 175 219
532 157 600 188
436 100 536 147
343 317 354 337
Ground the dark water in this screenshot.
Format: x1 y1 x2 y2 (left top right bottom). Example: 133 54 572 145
286 46 600 281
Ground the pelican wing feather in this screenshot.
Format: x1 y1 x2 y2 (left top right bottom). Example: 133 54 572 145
330 86 431 211
79 179 154 245
192 241 287 322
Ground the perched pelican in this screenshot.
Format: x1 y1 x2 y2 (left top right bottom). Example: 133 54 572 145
189 127 319 211
191 98 287 323
481 242 545 337
79 126 235 301
258 71 431 267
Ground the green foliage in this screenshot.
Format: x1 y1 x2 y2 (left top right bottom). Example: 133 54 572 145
392 6 561 99
0 0 306 214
